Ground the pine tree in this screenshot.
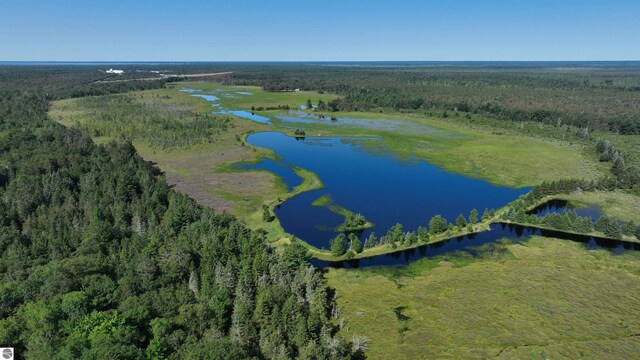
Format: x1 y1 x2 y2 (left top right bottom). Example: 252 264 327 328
482 208 490 221
349 233 362 253
364 232 378 248
456 214 467 227
262 204 274 222
429 215 448 234
417 226 430 242
469 209 478 224
622 221 637 236
329 234 347 256
595 216 622 238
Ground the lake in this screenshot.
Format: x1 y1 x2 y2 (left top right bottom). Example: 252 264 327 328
183 88 636 266
245 132 530 248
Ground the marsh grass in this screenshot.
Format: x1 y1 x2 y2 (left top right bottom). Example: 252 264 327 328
327 237 640 359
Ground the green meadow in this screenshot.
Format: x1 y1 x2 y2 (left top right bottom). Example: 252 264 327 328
327 237 640 359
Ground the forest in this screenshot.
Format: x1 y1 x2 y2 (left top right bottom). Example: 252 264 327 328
2 63 640 359
6 62 640 134
0 69 360 359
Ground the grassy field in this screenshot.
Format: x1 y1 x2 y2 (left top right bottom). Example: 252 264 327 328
327 237 640 359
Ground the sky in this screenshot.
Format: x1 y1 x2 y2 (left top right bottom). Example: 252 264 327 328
1 0 639 61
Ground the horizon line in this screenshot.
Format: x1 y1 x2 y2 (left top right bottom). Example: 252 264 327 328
2 60 640 64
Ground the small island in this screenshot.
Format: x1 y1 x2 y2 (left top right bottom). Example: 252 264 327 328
311 194 374 232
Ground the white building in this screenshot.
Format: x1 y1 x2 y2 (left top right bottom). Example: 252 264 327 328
106 68 124 75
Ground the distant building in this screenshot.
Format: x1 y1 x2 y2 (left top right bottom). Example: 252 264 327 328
106 68 124 75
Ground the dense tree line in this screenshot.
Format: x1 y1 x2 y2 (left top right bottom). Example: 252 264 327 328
594 138 640 187
502 206 640 240
516 175 637 212
328 209 487 255
502 208 594 234
0 66 170 101
0 92 358 358
501 173 640 240
252 105 291 111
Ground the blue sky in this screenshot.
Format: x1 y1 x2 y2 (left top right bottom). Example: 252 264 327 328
1 0 638 61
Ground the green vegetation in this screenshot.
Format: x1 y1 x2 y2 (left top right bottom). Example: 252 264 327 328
50 86 330 241
554 191 640 223
53 93 231 148
14 63 640 358
49 76 635 261
166 82 337 112
178 82 607 189
595 216 623 238
342 213 369 232
228 63 640 134
312 195 373 232
0 90 357 358
429 215 449 235
330 234 348 257
327 237 640 359
499 177 640 242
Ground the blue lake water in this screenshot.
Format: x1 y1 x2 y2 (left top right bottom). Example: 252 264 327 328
180 87 638 265
190 94 220 102
527 199 602 220
246 132 530 248
216 110 271 123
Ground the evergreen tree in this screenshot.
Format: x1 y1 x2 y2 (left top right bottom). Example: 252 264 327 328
364 232 378 248
262 204 274 222
622 221 637 236
349 233 362 253
456 214 467 227
385 223 404 244
429 215 448 234
417 226 430 242
0 91 355 358
482 208 490 221
595 216 622 238
330 234 347 256
317 99 327 111
469 209 479 224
